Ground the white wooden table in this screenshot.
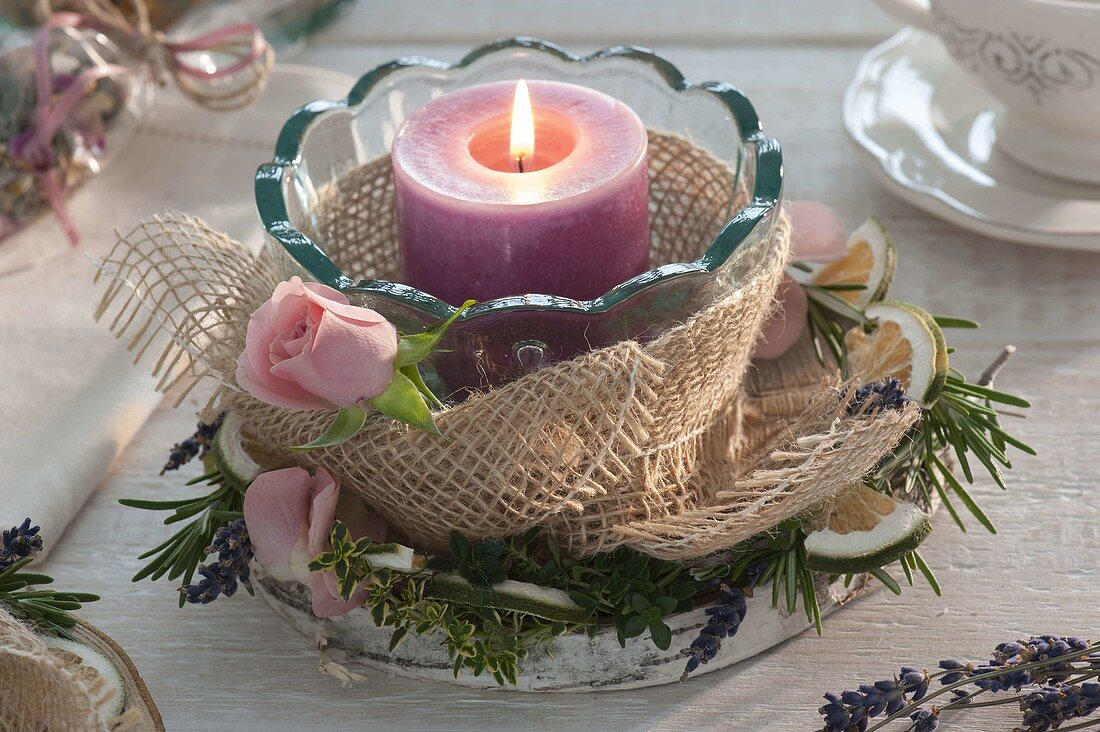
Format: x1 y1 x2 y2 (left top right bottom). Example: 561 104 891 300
40 2 1100 729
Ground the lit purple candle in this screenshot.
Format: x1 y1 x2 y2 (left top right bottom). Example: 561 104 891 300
391 79 650 305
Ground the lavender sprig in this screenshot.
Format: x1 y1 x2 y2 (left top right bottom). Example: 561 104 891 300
820 636 1100 732
180 518 253 604
940 637 1095 692
819 666 931 731
0 517 43 570
161 414 223 474
680 585 747 681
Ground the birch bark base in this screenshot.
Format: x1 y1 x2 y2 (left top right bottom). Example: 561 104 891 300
254 571 875 692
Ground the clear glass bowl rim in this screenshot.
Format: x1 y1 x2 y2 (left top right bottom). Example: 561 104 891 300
254 36 784 321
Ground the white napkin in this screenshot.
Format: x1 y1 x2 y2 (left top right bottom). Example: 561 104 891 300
0 64 355 557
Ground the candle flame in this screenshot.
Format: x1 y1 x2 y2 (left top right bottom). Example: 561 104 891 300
510 79 535 170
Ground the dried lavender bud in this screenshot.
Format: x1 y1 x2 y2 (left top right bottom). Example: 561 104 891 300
179 518 252 605
819 667 932 732
0 518 43 570
1018 681 1100 732
846 376 912 416
910 708 940 732
680 586 747 681
161 413 224 474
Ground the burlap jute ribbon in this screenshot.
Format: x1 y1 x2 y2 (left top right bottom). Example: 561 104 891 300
0 607 160 731
93 132 919 561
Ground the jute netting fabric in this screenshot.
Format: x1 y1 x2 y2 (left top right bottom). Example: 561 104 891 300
0 609 136 731
94 132 918 561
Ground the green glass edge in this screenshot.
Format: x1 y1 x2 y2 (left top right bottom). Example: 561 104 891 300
255 36 784 320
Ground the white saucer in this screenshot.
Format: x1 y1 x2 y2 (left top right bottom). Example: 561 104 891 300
844 28 1100 251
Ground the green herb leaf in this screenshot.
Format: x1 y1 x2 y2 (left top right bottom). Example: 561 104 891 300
286 405 368 451
649 620 673 650
868 566 902 595
933 315 980 329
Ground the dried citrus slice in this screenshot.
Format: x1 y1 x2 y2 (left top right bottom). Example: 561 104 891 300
209 412 260 492
44 636 126 719
845 301 947 407
804 483 931 574
809 217 896 308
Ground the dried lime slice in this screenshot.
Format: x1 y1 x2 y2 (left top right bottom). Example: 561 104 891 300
426 575 588 624
44 636 126 719
209 412 260 492
809 217 897 308
845 301 948 407
804 484 931 574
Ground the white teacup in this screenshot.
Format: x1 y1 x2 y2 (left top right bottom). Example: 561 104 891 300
873 0 1100 185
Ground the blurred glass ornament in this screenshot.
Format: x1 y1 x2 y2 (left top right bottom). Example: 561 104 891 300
0 16 150 243
170 0 356 52
0 1 272 246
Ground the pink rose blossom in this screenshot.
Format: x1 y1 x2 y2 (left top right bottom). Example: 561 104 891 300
755 201 848 360
236 276 399 410
243 466 387 618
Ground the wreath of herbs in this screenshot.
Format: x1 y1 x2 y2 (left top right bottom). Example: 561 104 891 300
0 519 99 638
118 252 1033 686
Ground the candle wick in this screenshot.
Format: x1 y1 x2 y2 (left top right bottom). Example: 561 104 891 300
516 155 525 173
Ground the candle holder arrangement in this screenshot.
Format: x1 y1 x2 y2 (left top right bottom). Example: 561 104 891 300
95 39 1031 691
256 37 781 394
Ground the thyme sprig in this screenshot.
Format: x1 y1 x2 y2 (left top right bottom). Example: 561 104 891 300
313 526 583 686
439 529 702 650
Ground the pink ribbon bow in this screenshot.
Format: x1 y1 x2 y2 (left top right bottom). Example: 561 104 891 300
8 10 269 246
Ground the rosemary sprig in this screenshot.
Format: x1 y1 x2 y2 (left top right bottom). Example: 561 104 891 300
870 344 1033 535
798 261 1034 535
802 282 869 374
120 467 244 607
798 250 1032 599
0 557 99 639
692 518 822 634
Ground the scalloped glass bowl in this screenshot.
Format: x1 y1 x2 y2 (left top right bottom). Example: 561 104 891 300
256 38 783 396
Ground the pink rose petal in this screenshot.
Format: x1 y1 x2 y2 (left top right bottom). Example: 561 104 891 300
242 467 314 580
311 573 367 617
787 200 848 264
754 275 809 360
307 468 340 557
244 465 378 618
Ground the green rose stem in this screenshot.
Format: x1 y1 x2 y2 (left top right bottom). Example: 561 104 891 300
289 300 476 450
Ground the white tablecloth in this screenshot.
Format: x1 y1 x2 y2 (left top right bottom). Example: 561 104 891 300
0 65 354 555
